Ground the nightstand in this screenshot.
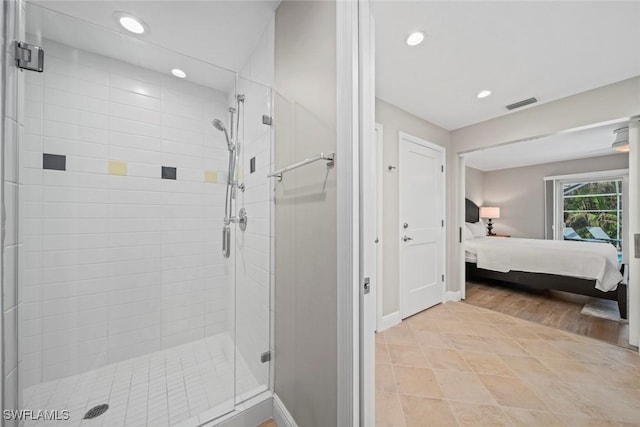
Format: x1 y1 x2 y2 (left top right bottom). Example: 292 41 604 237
488 234 511 237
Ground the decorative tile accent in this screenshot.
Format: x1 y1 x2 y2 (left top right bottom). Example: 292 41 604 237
108 160 127 176
42 153 66 171
250 157 256 174
161 166 177 180
204 170 218 184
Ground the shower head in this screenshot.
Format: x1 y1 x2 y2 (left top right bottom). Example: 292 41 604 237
212 118 225 132
212 118 233 151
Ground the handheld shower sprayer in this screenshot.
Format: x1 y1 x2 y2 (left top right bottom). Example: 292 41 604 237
212 119 233 151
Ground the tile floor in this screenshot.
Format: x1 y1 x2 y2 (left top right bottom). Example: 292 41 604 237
23 333 266 427
376 301 640 427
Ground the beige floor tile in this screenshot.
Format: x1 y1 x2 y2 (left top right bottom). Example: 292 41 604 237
556 412 620 427
376 392 406 427
377 343 391 364
565 382 640 424
422 348 471 372
399 396 457 427
436 320 475 335
393 366 443 399
376 303 640 427
385 323 418 346
478 374 547 410
502 407 565 427
469 322 508 338
377 364 397 393
433 369 496 405
538 358 604 384
408 315 442 332
459 351 516 377
515 339 572 359
449 402 511 427
499 355 560 381
524 379 594 416
412 330 454 349
387 344 430 368
446 333 490 352
494 324 542 340
481 337 529 356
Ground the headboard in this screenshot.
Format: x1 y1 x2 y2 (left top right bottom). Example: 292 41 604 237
465 198 480 223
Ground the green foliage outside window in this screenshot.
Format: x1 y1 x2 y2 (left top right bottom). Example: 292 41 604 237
563 180 622 247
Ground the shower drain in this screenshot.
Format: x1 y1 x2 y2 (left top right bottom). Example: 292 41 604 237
83 404 109 419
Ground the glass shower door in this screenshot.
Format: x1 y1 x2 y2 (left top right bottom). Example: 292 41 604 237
233 76 273 403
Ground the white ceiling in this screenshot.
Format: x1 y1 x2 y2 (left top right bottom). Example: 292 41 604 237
374 1 640 130
463 123 626 172
27 1 278 90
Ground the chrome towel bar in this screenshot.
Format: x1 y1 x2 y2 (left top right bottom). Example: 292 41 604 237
268 152 335 181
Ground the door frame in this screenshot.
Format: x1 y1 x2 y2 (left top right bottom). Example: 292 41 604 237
398 132 447 319
374 123 384 333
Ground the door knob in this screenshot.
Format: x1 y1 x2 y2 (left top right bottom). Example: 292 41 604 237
403 223 409 229
402 235 413 242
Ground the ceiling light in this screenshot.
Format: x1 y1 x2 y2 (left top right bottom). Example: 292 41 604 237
612 127 629 152
406 32 425 46
477 90 492 99
171 69 187 79
115 12 147 34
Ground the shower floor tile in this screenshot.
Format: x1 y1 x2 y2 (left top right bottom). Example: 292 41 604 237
22 333 263 427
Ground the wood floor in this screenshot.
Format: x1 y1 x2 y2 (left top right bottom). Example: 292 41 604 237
465 279 631 349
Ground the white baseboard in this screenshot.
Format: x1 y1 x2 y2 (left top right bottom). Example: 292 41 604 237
445 291 461 302
377 311 401 332
273 393 297 427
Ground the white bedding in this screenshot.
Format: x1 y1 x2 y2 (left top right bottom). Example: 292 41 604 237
465 237 622 292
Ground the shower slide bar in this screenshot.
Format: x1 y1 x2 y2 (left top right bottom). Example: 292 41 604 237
268 152 335 181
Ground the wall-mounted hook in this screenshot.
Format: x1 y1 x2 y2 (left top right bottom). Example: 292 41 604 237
388 165 397 171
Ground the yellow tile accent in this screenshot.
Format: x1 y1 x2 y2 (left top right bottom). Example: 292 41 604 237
108 160 127 176
204 170 218 183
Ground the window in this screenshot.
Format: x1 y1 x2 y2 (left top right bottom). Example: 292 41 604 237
544 170 628 264
562 180 623 259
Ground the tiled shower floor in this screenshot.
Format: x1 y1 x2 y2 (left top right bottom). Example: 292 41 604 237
23 333 266 427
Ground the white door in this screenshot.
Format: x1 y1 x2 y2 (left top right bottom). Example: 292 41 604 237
399 133 445 319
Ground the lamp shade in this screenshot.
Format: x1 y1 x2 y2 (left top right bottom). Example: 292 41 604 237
480 206 500 219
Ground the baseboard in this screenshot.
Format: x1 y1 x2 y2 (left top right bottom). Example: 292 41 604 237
273 393 297 427
445 291 461 302
377 311 401 332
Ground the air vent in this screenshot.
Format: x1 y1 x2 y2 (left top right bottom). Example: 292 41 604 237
505 97 538 110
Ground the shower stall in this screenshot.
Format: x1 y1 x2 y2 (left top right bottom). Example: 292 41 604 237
2 1 275 425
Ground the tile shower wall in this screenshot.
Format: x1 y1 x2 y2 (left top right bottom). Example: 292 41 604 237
20 38 234 386
234 18 274 393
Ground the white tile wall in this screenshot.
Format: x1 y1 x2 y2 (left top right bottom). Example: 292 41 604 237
20 38 235 386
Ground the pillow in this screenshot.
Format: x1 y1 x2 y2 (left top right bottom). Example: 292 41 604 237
466 221 486 238
464 224 474 240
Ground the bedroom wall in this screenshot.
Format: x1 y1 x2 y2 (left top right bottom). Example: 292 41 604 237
375 98 450 319
482 153 628 238
465 166 485 207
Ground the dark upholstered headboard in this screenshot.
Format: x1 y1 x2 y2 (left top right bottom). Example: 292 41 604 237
465 198 480 223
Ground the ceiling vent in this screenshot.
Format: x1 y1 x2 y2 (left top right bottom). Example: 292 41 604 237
505 97 538 110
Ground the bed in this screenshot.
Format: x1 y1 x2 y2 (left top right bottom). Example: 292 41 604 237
464 198 627 319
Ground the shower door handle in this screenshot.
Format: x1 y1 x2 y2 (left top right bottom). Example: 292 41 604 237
222 226 231 258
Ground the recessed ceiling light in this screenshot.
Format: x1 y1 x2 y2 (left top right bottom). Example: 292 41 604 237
114 12 147 34
171 69 187 79
406 32 425 46
477 90 492 99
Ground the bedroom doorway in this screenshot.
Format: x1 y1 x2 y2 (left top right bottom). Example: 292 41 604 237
458 121 634 348
399 133 446 318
